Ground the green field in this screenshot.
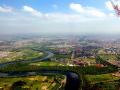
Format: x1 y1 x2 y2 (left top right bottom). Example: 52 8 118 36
0 49 44 63
85 73 120 84
99 54 117 61
0 75 65 90
85 73 120 90
30 61 64 66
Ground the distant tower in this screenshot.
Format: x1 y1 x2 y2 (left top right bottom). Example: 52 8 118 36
71 50 75 60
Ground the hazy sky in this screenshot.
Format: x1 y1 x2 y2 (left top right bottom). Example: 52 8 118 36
0 0 120 34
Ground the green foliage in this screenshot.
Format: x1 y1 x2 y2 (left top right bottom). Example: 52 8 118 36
116 54 120 61
0 49 45 63
53 54 71 59
0 75 63 90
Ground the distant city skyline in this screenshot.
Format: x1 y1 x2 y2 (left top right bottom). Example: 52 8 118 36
0 0 120 34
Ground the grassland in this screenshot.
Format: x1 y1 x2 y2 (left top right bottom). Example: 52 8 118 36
85 73 120 84
30 61 64 66
0 75 65 90
0 49 44 63
85 73 120 90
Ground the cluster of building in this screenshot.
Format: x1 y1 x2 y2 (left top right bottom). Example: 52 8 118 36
73 60 89 66
104 47 120 54
0 51 10 58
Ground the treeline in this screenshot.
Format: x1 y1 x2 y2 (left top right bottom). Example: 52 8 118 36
79 56 118 75
96 56 118 68
79 66 117 75
0 56 118 75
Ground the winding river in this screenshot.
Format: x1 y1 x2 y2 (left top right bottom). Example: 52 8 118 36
0 50 81 90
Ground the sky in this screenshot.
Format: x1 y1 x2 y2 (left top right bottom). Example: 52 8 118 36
0 0 120 34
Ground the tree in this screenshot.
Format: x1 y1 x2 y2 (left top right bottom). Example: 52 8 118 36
10 80 27 90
